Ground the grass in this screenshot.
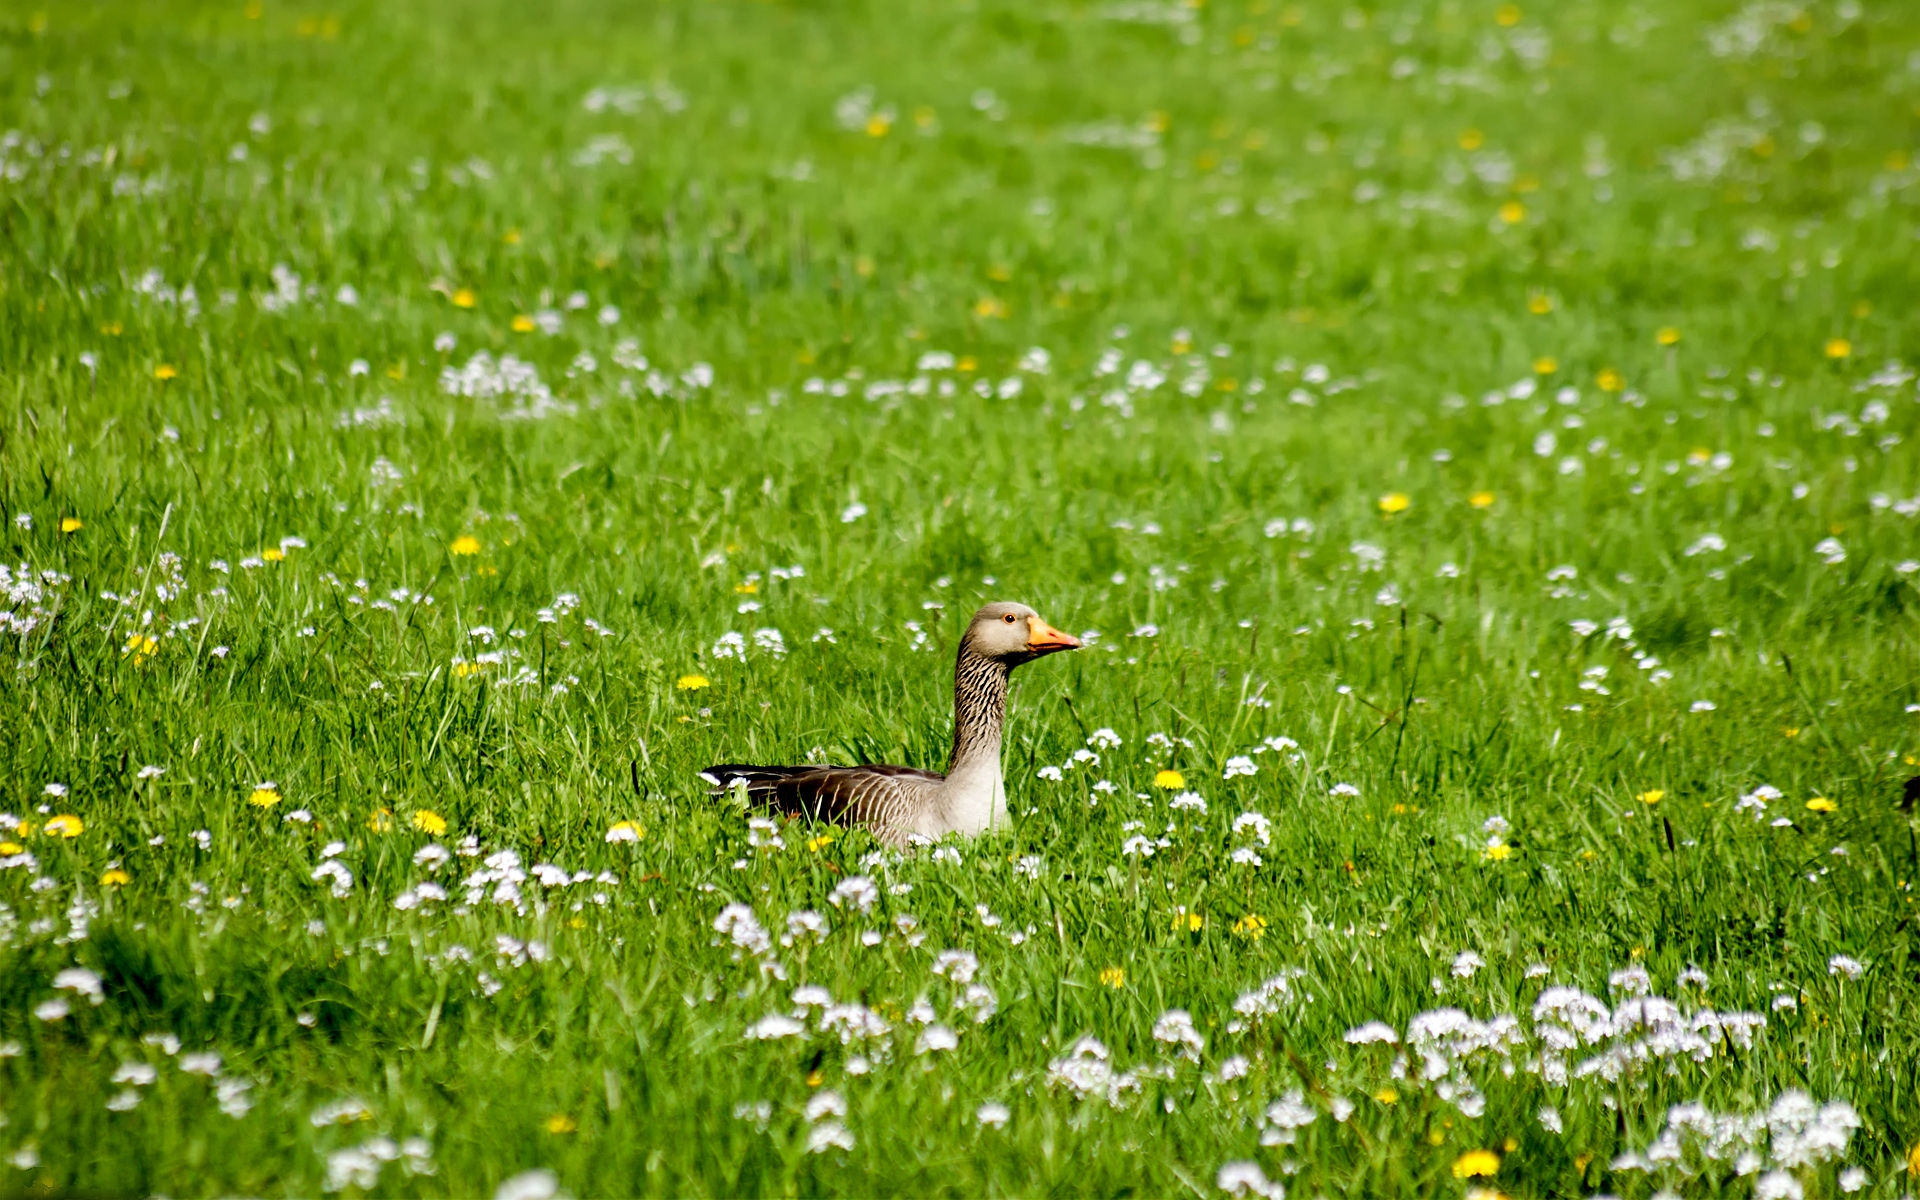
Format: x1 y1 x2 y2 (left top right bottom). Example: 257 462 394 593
2 0 1919 1194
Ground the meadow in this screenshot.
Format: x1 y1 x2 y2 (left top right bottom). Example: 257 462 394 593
2 0 1919 1194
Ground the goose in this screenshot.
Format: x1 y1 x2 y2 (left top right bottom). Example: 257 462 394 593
702 601 1081 847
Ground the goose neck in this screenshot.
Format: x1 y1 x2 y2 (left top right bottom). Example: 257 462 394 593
947 643 1009 773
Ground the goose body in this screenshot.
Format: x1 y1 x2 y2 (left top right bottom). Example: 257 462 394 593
703 602 1080 847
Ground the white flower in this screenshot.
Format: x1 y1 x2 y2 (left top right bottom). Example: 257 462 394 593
1121 836 1155 858
976 1101 1011 1128
1344 1021 1398 1045
1754 1170 1803 1200
52 967 104 1003
1329 782 1360 797
494 1169 563 1200
1827 954 1864 980
744 1014 807 1040
806 1120 855 1153
829 875 879 913
915 1024 960 1054
1690 700 1716 712
1450 951 1484 979
1169 791 1207 812
1222 755 1257 779
840 501 868 523
1216 1160 1282 1199
1813 537 1846 565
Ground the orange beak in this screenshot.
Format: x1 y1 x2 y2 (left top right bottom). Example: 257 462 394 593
1025 615 1082 656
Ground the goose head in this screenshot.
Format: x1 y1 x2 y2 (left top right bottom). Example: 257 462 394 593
963 601 1081 666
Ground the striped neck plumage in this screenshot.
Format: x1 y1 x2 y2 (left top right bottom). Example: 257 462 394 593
946 642 1010 774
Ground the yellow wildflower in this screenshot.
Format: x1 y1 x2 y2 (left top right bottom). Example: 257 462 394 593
1378 492 1410 514
449 535 481 556
1458 128 1484 151
101 868 131 886
1494 4 1520 26
1596 368 1625 392
60 517 83 533
412 810 447 835
864 112 891 137
956 356 977 372
1499 201 1526 224
973 297 1007 319
543 1114 576 1135
807 832 838 853
1469 491 1495 509
261 547 284 562
451 287 476 308
1098 966 1126 989
154 364 178 381
734 580 759 594
1638 789 1664 805
676 674 710 691
1173 911 1204 933
511 314 536 333
1373 1087 1398 1104
1824 337 1852 359
1532 356 1557 375
44 814 84 838
1806 797 1837 813
503 228 522 245
1527 293 1554 314
1231 914 1267 940
0 843 21 856
1153 769 1186 790
1482 843 1513 862
1657 326 1681 346
1452 1149 1502 1179
606 821 645 843
368 808 394 832
248 784 281 808
123 633 159 664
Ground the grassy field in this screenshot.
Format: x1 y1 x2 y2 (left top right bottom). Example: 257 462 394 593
3 0 1920 1194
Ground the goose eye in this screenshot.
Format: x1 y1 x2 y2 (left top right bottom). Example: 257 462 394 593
1003 613 1016 623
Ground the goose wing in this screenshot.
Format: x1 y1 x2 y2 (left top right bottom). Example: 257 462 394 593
702 763 942 832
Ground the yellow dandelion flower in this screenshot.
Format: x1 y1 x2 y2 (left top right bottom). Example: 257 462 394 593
261 547 284 562
1783 727 1800 739
451 287 477 308
44 814 84 838
1098 966 1126 989
1469 491 1495 509
122 632 159 664
807 832 839 853
1153 769 1186 790
1657 326 1681 346
452 659 485 678
1638 789 1664 805
0 843 21 856
606 820 645 843
1532 356 1558 375
101 321 123 336
956 356 977 373
1458 128 1484 151
412 810 447 835
101 868 131 886
60 517 83 533
503 228 522 245
1527 293 1554 314
1596 368 1625 392
247 784 281 808
154 364 178 381
368 808 394 832
1452 1149 1502 1179
1494 4 1520 26
1908 1142 1920 1177
543 1114 576 1135
973 297 1007 319
1482 843 1513 862
1231 914 1268 940
449 535 481 556
511 314 536 333
805 1069 825 1088
734 580 759 594
676 674 710 691
1499 201 1526 225
864 112 891 137
1378 492 1410 514
1172 911 1204 933
1373 1086 1399 1104
1806 797 1837 813
1825 337 1852 359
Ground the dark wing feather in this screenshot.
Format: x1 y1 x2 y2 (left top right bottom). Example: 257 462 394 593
702 762 942 831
